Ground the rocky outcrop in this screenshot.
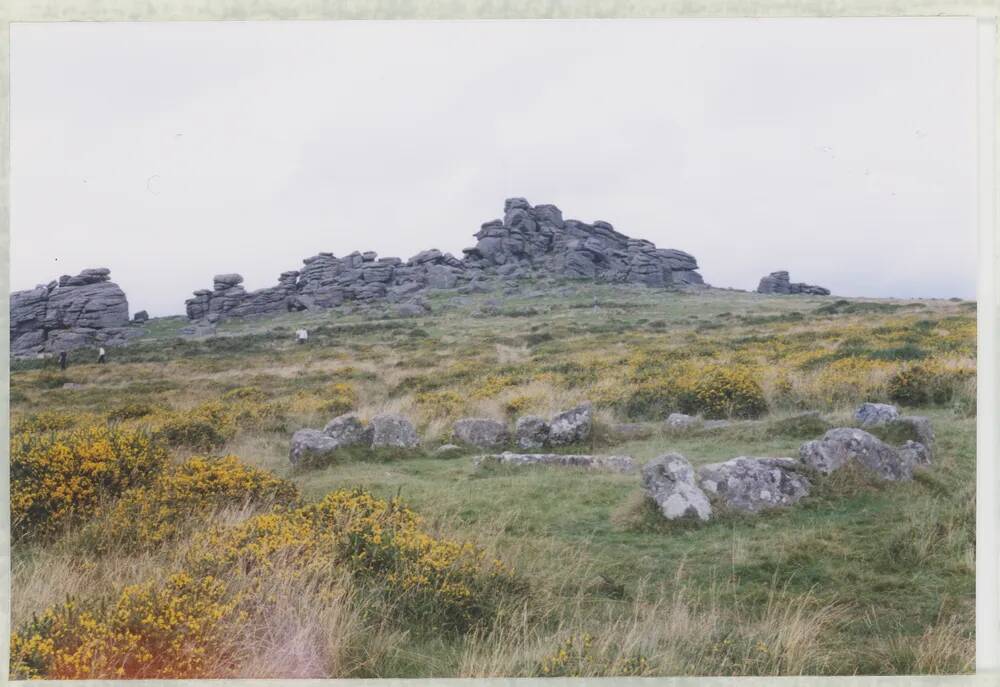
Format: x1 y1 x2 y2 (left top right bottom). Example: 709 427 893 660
453 418 509 449
10 268 138 356
547 403 593 446
370 414 420 448
757 271 830 296
641 453 712 521
697 457 811 513
184 198 705 323
798 427 928 481
854 402 900 427
515 415 550 450
475 451 636 473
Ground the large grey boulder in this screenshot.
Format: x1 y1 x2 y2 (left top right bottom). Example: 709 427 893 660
370 414 420 448
641 453 712 521
475 451 635 473
322 413 373 447
854 402 900 427
757 270 830 296
799 427 925 481
548 402 593 446
453 418 509 449
697 457 811 513
289 429 345 467
515 415 550 450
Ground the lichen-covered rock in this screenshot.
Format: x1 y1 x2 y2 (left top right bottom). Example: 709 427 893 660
799 427 923 481
289 428 345 467
641 453 712 521
453 418 509 449
475 452 635 473
697 457 811 513
370 414 420 448
666 413 698 430
515 415 550 450
854 402 900 427
548 403 593 446
322 413 372 447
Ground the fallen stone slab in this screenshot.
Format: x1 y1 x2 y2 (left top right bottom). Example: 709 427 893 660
697 457 811 513
854 402 900 427
474 451 636 473
799 427 926 481
641 453 712 521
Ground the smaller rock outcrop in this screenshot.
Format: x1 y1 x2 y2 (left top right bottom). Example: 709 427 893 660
515 415 550 450
453 418 509 449
666 413 699 430
323 413 373 447
475 452 635 473
289 429 345 467
854 402 900 427
697 457 811 513
548 403 593 446
370 414 420 448
641 453 712 521
756 271 830 296
799 427 927 481
132 310 149 323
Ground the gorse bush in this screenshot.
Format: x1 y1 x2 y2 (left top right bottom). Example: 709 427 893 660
321 382 358 416
151 397 288 450
11 424 168 542
13 411 79 435
10 572 236 679
678 365 767 419
189 488 525 634
887 363 975 407
95 455 300 552
106 401 155 423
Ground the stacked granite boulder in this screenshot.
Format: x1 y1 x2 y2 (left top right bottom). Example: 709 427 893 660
10 268 138 356
184 198 705 323
756 271 830 296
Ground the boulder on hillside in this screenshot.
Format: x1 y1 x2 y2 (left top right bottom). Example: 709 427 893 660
854 402 900 427
548 402 593 446
697 457 811 513
515 415 550 450
757 270 830 296
641 453 712 521
132 310 149 323
323 413 373 447
453 418 509 449
799 427 926 481
370 414 420 448
289 428 345 467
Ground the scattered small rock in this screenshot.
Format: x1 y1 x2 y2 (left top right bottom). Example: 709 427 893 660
475 452 635 473
641 453 712 521
666 413 698 430
854 402 900 427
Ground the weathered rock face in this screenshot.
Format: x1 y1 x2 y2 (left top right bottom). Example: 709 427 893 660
453 418 509 449
697 457 811 513
548 403 593 446
475 451 636 473
854 402 900 427
515 415 550 450
757 271 830 296
184 198 706 323
10 268 133 356
666 413 699 430
323 413 373 447
799 427 927 481
370 414 420 448
289 428 345 467
641 453 712 521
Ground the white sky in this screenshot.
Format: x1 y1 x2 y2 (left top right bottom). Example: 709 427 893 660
11 18 978 316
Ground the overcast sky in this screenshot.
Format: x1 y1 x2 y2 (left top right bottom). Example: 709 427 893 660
11 18 978 316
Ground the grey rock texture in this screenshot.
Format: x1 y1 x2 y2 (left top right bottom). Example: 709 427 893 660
10 268 131 356
756 271 830 296
697 457 811 513
515 415 550 450
886 415 936 458
184 198 705 323
132 310 149 323
453 418 510 449
548 403 593 446
475 451 636 473
322 413 373 447
666 413 699 430
641 453 712 521
854 402 900 427
370 414 420 448
289 428 346 467
799 427 927 481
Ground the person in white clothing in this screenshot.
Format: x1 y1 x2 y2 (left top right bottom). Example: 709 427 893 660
296 328 308 345
97 347 107 364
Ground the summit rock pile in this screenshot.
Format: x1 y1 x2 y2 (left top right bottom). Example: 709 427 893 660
756 271 830 296
10 268 138 356
185 198 705 322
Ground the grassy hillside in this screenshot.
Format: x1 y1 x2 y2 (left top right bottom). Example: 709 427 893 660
9 282 976 678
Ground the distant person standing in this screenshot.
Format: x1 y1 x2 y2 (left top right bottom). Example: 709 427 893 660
97 347 107 364
59 351 68 370
296 328 308 345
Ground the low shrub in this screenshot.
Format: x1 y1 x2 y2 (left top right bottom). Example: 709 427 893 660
11 424 168 542
13 411 79 435
94 455 300 551
320 382 358 416
677 366 767 420
153 402 234 451
106 401 155 423
887 363 975 407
